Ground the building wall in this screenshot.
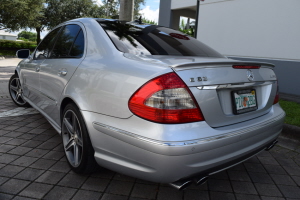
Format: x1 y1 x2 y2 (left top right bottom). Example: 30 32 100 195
171 9 196 30
158 0 172 27
197 0 300 61
0 35 17 40
171 0 196 10
196 0 300 96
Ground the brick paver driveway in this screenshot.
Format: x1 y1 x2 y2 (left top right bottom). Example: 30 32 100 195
1 59 300 200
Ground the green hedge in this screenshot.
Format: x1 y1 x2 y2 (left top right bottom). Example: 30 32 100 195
0 39 37 50
0 50 17 56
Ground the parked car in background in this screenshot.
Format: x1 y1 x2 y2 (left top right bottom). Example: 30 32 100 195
10 18 285 190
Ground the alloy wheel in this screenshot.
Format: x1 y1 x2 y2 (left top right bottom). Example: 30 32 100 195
9 76 27 106
62 110 84 167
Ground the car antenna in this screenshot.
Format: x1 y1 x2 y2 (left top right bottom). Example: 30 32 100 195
131 16 143 25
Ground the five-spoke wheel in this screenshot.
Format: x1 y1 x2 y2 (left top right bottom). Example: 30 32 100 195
8 74 29 107
62 103 97 173
62 109 84 167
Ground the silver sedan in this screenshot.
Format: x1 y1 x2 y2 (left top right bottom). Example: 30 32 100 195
10 18 285 190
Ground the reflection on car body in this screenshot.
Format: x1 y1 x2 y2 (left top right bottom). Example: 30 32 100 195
10 18 285 190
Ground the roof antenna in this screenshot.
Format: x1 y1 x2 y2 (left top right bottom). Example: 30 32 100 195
138 16 142 24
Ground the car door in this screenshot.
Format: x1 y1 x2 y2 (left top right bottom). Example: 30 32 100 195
21 27 61 106
39 23 85 125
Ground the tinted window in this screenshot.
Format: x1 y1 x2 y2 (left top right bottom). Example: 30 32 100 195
50 24 82 58
70 30 84 57
34 27 61 59
98 21 223 57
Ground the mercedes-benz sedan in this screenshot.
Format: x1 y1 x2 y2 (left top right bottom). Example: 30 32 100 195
10 18 285 189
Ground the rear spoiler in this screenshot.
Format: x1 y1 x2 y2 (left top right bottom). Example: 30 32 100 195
171 61 275 71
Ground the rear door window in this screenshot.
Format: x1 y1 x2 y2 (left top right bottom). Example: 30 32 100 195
70 30 84 57
34 27 61 60
50 24 84 58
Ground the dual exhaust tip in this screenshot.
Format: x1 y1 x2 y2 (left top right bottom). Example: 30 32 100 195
169 176 209 190
170 140 278 190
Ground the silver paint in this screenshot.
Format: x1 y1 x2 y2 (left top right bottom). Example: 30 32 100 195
14 18 285 184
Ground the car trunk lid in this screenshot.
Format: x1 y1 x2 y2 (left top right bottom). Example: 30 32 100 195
171 59 277 127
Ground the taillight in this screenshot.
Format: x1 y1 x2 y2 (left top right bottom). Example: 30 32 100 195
128 72 204 124
232 65 260 69
273 81 279 104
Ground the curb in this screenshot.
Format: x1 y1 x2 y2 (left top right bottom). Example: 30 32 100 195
281 123 300 141
0 56 17 59
280 93 300 104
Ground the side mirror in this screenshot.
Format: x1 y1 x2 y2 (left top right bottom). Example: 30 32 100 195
16 49 30 59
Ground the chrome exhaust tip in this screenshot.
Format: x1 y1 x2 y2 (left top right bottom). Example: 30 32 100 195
265 140 278 151
195 176 208 185
169 179 193 190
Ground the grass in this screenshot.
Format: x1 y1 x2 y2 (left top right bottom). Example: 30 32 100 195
279 99 300 127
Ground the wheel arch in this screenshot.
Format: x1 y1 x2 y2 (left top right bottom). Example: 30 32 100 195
14 69 20 78
60 97 81 123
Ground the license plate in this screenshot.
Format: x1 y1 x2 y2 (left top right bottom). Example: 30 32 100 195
232 89 258 114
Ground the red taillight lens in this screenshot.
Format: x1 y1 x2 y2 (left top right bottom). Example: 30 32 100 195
232 65 261 69
128 72 204 124
273 81 279 104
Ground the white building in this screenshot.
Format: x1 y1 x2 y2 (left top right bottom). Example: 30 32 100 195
159 0 300 96
0 30 17 41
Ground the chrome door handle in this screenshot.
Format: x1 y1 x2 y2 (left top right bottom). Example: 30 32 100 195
35 66 40 72
58 69 67 76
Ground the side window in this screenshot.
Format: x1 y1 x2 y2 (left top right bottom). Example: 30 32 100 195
70 30 84 58
34 27 61 60
50 24 82 58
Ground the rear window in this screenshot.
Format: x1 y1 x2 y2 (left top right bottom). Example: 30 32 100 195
98 20 223 58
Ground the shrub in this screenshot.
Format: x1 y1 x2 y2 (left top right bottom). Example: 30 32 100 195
0 39 37 51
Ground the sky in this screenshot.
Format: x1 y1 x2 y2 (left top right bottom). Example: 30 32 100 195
12 0 160 39
96 0 160 22
140 0 160 22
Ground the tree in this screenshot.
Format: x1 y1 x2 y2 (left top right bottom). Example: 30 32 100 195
41 0 106 43
0 0 44 32
102 0 145 19
1 0 144 44
18 31 37 42
0 0 45 43
134 0 145 19
179 19 194 37
45 0 105 29
1 0 105 44
102 0 119 19
143 18 157 25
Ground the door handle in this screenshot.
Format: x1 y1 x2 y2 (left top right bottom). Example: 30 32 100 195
35 66 40 72
58 69 67 76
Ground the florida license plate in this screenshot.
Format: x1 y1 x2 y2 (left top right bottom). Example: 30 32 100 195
232 89 258 114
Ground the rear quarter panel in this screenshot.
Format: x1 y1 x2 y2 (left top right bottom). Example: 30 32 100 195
61 19 172 118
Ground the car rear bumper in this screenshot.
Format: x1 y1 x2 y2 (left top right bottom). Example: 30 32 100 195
82 104 285 183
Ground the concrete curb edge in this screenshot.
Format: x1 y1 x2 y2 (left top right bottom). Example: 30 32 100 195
281 123 300 142
0 56 17 59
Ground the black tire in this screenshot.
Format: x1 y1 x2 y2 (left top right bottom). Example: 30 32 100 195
8 74 30 107
61 103 98 173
